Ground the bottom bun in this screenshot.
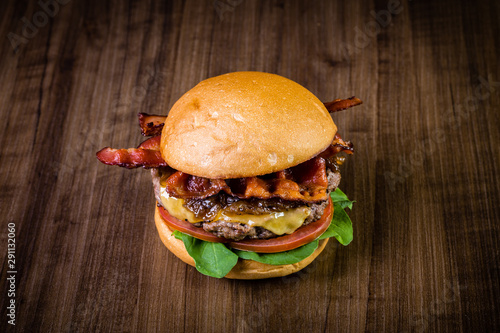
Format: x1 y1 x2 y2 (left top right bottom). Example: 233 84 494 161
154 206 329 279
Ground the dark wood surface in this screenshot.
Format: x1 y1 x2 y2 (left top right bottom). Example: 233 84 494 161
1 0 499 332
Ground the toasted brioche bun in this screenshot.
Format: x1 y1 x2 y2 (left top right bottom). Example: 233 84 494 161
154 206 330 279
160 71 336 179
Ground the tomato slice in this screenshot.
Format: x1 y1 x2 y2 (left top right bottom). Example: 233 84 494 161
157 198 333 253
158 205 231 243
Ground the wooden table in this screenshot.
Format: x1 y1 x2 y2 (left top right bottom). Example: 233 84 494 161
1 0 499 331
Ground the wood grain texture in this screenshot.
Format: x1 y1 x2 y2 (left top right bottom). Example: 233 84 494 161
0 0 498 332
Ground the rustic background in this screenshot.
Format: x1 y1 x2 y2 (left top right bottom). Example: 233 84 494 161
1 0 499 332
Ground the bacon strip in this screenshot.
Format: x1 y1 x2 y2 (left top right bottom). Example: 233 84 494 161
226 157 329 201
165 172 230 199
97 136 163 167
163 157 330 202
96 147 167 169
137 135 162 150
96 135 166 169
138 113 167 136
319 133 354 159
324 97 362 113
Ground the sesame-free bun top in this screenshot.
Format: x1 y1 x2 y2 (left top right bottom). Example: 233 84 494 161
161 71 337 179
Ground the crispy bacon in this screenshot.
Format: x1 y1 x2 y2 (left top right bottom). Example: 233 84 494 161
165 171 230 199
96 136 166 169
324 97 362 113
138 113 167 136
163 157 329 202
96 148 166 169
318 133 354 159
227 157 328 201
137 135 162 150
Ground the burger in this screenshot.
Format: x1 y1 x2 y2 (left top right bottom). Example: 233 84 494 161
97 71 361 279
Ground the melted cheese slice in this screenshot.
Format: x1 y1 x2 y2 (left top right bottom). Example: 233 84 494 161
160 187 311 235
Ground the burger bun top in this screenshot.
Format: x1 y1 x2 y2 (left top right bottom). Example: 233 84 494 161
160 71 337 179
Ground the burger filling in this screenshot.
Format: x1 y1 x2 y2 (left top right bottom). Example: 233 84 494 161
151 166 341 241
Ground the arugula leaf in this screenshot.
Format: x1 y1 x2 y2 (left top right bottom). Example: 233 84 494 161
318 203 353 245
329 188 355 210
317 188 354 245
233 240 319 265
173 230 238 278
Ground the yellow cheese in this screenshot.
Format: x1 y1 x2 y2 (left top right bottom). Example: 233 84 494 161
160 187 311 235
160 188 204 222
216 208 311 235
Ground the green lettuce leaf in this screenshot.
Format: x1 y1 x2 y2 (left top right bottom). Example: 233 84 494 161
329 187 355 209
318 202 353 245
317 189 354 245
232 240 319 265
173 230 238 278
